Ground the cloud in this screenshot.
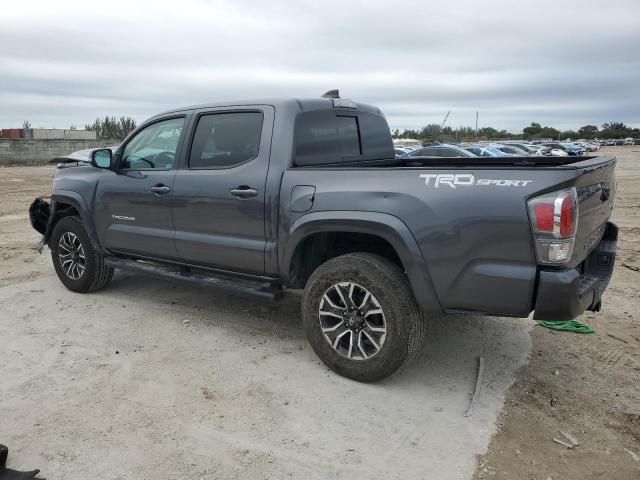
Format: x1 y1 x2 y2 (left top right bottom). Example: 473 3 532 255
0 0 638 131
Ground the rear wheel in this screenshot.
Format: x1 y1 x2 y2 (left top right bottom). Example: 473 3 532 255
302 253 425 382
50 216 113 293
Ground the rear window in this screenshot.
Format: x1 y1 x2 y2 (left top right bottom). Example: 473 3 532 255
294 110 393 166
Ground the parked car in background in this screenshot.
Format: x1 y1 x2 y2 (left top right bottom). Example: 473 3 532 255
462 144 513 157
523 144 553 156
542 143 580 156
549 148 569 157
503 142 534 152
585 141 599 151
493 144 531 156
399 144 477 159
564 143 587 155
574 141 598 152
624 138 634 145
634 139 640 145
401 144 423 151
394 148 409 157
503 142 552 156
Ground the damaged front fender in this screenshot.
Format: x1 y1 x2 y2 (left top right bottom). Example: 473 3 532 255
28 195 102 254
29 198 50 235
29 197 56 253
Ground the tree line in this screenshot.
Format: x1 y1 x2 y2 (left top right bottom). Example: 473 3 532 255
85 116 137 140
392 121 640 142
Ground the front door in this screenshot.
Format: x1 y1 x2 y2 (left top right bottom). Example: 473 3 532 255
171 106 274 275
94 116 187 260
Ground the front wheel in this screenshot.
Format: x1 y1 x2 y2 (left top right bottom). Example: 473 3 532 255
50 216 114 293
302 253 425 382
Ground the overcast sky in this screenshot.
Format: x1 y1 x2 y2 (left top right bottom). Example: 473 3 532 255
1 0 639 132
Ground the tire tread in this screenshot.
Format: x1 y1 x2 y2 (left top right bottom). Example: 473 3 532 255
347 253 425 369
51 216 113 293
302 252 425 382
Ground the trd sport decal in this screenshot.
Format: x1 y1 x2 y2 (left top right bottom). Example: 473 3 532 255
419 173 532 189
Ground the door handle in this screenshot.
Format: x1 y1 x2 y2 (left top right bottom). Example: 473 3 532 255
230 186 258 199
150 185 171 195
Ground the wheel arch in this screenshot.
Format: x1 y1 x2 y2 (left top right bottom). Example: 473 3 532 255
47 190 101 251
281 211 443 313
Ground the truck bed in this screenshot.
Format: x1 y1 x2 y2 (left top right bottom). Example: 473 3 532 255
294 155 606 169
281 154 616 317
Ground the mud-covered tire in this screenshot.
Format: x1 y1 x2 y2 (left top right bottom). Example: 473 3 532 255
302 253 425 382
50 216 114 293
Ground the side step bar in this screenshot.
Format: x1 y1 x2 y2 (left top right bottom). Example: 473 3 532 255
104 256 283 301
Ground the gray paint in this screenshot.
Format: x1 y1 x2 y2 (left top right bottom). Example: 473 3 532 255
171 105 275 274
38 97 617 320
95 169 180 259
279 157 615 316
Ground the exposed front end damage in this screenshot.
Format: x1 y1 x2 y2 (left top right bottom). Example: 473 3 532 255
29 197 55 253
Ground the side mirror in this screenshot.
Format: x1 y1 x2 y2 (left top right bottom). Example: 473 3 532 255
91 149 113 169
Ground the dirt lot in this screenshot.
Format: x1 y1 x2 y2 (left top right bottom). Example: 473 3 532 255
0 147 638 479
474 147 640 480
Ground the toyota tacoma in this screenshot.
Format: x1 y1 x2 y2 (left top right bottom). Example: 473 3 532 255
30 91 618 382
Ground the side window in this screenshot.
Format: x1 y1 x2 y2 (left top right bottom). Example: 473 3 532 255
121 117 185 169
189 112 263 169
294 112 361 165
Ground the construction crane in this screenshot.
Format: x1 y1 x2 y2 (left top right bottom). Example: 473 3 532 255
440 110 451 130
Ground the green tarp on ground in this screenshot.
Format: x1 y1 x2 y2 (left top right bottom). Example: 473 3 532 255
537 320 594 334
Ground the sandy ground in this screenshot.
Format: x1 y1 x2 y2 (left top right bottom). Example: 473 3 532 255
474 147 640 480
0 165 530 478
0 147 637 479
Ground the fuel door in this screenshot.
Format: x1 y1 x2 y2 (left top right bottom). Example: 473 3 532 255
290 185 316 212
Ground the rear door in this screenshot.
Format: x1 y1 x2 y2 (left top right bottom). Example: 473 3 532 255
94 115 187 260
171 106 274 275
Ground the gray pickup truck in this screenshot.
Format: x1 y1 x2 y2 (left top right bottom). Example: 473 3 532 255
30 92 618 382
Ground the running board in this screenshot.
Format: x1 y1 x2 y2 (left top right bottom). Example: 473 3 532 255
104 256 283 300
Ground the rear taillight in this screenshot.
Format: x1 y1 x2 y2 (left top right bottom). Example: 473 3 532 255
527 187 578 265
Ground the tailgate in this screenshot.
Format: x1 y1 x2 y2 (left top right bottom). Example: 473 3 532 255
571 157 616 266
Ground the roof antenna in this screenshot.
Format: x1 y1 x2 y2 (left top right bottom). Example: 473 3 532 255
321 89 340 99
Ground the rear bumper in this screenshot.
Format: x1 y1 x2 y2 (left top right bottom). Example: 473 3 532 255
533 222 617 320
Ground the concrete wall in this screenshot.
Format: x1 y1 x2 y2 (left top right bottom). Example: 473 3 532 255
0 139 120 166
26 129 97 140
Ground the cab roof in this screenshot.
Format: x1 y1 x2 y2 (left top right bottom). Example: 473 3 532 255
153 97 383 118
